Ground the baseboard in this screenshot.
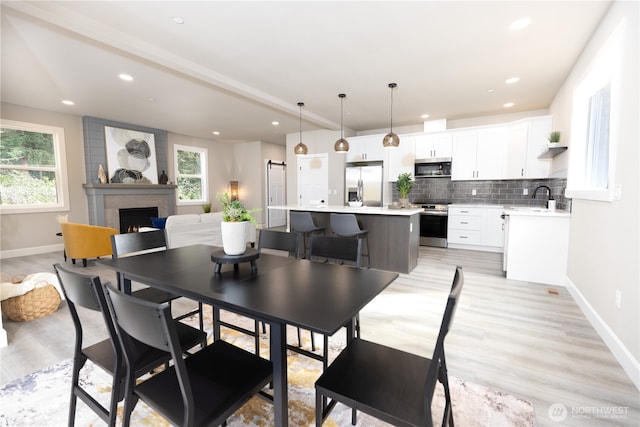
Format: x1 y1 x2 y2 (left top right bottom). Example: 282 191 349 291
0 243 64 260
565 276 640 391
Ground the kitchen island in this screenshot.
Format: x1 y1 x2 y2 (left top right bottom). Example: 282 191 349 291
269 205 422 273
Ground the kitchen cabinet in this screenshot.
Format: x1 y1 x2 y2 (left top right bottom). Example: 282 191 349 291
451 127 507 181
505 116 552 179
346 134 386 162
503 211 570 286
448 205 504 252
386 136 416 180
415 132 452 160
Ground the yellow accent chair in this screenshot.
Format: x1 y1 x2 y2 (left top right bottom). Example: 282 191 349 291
60 222 118 267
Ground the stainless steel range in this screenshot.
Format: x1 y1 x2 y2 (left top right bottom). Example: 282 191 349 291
418 203 449 247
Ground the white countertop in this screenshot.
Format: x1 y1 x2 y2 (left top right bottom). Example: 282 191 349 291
268 205 423 216
449 203 570 217
503 207 571 217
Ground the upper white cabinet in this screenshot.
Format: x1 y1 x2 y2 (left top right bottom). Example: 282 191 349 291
415 133 452 160
386 136 416 181
505 116 552 179
451 127 507 181
346 134 386 162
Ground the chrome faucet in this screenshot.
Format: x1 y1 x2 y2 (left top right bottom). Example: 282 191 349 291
532 185 552 207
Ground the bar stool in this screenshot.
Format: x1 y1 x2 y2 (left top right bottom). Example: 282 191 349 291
330 213 370 268
290 211 324 258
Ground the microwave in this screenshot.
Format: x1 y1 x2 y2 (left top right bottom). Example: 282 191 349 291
415 159 452 177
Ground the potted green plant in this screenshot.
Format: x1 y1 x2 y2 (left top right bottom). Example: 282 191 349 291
202 202 212 213
396 172 413 207
548 131 561 145
216 192 258 255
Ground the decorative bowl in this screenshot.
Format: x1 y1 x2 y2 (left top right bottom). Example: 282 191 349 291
348 201 363 207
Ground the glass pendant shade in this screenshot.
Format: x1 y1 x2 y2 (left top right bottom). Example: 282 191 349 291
382 132 400 147
294 101 308 156
383 83 400 148
294 142 308 155
334 93 349 153
334 138 349 153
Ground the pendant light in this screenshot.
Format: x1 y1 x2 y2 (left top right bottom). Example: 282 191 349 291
334 93 349 153
382 83 400 148
293 102 308 155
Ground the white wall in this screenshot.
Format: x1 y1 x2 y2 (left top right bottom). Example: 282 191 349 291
551 1 639 388
0 103 86 256
167 132 236 215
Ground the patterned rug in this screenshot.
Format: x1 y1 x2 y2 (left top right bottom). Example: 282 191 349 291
0 311 536 426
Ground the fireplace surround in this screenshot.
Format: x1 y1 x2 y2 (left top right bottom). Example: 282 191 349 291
83 183 176 231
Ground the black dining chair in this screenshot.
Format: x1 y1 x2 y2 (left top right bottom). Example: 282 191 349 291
257 228 306 345
315 266 464 427
288 235 362 370
53 263 205 427
103 281 274 427
329 213 370 268
110 230 204 334
290 211 325 258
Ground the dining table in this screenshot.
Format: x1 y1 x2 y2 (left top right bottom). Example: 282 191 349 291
98 244 398 427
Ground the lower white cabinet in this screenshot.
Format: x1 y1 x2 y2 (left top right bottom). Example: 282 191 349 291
448 206 504 252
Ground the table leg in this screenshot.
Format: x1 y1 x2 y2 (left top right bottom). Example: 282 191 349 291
270 322 288 427
212 306 222 342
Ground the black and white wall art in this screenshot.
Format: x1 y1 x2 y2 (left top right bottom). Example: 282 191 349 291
104 125 159 184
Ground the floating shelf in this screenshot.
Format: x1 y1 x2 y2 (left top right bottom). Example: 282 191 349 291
538 145 568 159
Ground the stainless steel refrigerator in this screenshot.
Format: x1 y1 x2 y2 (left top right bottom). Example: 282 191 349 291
345 161 384 207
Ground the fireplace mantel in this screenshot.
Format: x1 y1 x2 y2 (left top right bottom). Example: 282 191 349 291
83 183 177 229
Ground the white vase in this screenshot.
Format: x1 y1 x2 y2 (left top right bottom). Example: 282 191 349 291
220 221 247 255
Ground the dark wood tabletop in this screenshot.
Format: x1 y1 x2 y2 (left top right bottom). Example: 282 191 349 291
98 244 399 426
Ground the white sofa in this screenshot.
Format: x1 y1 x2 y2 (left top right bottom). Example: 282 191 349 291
164 212 256 249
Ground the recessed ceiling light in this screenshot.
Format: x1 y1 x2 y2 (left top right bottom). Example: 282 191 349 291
505 77 520 84
421 114 430 119
509 18 531 31
173 17 184 24
212 131 220 135
147 97 156 103
487 88 496 93
61 100 74 106
504 102 515 108
272 121 280 126
119 73 133 81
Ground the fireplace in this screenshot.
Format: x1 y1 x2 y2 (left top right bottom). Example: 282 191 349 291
119 207 158 233
83 183 176 230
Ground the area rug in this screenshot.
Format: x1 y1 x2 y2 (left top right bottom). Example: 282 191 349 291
0 311 536 426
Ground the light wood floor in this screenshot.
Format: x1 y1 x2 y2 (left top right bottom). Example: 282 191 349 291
1 247 638 426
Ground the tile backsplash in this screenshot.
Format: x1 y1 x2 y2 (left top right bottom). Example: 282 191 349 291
393 177 570 211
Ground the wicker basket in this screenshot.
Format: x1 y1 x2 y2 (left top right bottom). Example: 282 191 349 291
1 277 61 322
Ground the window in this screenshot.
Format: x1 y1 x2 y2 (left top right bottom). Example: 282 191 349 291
566 22 623 202
0 119 69 213
174 144 208 205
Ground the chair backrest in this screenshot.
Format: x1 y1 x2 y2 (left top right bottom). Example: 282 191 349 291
309 235 362 268
53 263 120 365
330 213 363 236
110 229 167 259
103 282 195 425
258 229 300 257
290 211 318 233
423 266 464 415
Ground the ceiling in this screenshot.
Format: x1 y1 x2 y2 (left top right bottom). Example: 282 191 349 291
1 1 611 146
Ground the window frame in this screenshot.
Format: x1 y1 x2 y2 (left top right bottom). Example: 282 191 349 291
173 144 209 206
566 22 623 202
0 119 70 214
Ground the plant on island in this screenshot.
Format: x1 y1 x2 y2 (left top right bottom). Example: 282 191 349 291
396 172 414 199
